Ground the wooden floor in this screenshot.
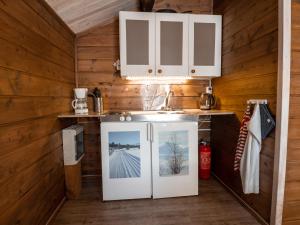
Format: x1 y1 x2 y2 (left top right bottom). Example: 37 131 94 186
51 177 261 225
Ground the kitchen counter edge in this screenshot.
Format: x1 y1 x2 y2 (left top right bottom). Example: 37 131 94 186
57 110 234 119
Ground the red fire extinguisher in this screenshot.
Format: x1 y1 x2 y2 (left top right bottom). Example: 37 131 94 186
199 142 211 180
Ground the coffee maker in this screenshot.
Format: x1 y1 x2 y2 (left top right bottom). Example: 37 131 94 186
72 88 88 114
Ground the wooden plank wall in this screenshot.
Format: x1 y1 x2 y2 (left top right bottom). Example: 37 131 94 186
0 0 75 224
44 0 140 33
282 1 300 224
211 0 278 223
76 0 212 176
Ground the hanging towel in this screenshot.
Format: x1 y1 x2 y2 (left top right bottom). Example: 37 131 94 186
234 104 251 171
260 104 275 139
240 104 262 194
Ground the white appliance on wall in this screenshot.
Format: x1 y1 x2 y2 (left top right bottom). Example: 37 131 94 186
62 125 85 165
101 120 198 201
119 11 222 78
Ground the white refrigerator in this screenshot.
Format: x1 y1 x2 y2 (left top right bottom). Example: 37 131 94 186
101 121 198 201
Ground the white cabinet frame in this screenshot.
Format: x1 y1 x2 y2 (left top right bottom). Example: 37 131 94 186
120 11 222 78
119 12 155 77
189 15 222 77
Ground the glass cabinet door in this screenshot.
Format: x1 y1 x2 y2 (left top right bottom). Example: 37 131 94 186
189 15 222 77
75 131 84 160
101 122 152 200
151 122 198 198
119 12 155 77
156 13 189 76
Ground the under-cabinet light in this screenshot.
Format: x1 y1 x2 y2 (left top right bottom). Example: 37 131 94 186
124 76 189 84
125 76 212 80
125 76 188 80
124 76 211 84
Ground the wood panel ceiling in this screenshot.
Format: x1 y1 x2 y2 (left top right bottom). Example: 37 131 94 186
44 0 139 34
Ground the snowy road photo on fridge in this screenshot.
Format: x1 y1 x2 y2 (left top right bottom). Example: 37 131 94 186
108 131 141 179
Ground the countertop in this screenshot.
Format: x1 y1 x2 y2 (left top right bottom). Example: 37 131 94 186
58 109 234 119
180 109 234 115
58 112 105 118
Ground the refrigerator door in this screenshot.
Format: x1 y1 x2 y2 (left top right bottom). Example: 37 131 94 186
101 122 152 201
151 122 198 198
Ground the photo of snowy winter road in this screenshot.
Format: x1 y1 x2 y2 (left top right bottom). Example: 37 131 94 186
109 148 140 178
108 131 141 179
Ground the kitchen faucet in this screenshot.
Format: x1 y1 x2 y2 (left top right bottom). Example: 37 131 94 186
162 90 174 111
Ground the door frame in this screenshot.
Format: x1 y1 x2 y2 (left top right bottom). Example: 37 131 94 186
270 0 291 224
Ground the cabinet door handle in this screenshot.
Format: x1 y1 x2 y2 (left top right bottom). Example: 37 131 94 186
148 69 153 73
157 69 162 74
150 123 153 142
146 123 149 141
191 69 195 73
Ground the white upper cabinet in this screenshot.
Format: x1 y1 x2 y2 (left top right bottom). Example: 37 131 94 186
155 13 189 76
189 15 222 77
119 12 155 77
119 11 222 78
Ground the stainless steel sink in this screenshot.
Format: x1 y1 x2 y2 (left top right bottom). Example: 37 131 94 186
122 110 185 115
156 110 184 114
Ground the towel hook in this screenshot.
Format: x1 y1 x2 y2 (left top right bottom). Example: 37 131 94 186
247 99 268 105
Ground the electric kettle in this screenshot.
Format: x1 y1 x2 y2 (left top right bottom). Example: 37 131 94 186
199 87 215 110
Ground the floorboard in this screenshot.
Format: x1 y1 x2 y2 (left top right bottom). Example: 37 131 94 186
51 177 261 225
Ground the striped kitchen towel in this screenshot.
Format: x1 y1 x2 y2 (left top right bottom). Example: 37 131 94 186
234 104 251 171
